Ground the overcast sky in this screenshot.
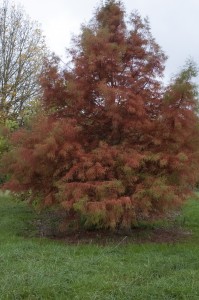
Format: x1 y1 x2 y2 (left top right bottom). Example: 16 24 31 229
13 0 199 82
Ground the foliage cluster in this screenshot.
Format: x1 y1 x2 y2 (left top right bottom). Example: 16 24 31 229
0 0 47 125
1 0 199 230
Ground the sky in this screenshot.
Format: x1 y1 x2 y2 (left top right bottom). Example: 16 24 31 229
12 0 199 82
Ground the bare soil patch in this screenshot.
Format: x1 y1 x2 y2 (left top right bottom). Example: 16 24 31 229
34 221 192 245
32 209 192 245
47 226 192 245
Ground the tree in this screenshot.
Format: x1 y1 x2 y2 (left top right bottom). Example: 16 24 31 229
0 0 47 124
2 1 199 230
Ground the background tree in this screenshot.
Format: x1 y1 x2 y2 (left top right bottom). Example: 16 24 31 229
0 0 47 125
2 0 199 231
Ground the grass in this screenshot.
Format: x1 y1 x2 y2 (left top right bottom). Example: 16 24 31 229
0 193 199 299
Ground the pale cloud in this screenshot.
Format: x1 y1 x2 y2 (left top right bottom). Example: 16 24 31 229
12 0 199 82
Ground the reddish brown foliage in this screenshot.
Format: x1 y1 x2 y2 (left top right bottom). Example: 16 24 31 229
2 1 199 230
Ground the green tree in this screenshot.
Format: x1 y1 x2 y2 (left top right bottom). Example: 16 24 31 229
0 0 47 125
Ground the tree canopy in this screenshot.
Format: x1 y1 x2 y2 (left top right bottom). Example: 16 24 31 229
2 0 199 230
0 0 47 125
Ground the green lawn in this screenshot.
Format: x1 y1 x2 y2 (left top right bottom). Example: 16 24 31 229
1 193 199 299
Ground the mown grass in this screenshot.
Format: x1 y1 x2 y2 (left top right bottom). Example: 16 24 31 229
0 193 199 299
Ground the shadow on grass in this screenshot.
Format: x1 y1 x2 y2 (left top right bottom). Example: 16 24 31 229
32 203 193 246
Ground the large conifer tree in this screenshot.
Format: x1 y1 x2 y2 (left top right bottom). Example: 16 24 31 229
2 1 199 230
